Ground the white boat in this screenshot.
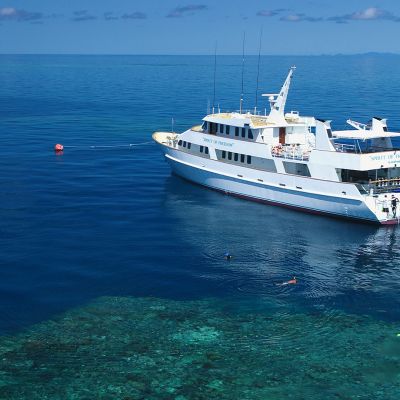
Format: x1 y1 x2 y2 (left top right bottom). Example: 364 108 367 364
153 67 400 225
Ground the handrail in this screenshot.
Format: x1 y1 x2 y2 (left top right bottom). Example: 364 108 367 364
355 180 400 195
334 142 400 154
334 143 358 153
369 177 400 185
271 144 310 161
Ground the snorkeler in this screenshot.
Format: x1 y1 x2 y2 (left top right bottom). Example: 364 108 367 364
224 252 233 261
276 277 297 286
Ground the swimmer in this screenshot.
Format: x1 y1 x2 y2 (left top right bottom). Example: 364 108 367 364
224 252 233 261
276 276 297 286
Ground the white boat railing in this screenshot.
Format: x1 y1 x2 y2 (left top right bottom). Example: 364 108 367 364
334 142 400 154
356 179 400 195
334 143 359 153
271 144 311 161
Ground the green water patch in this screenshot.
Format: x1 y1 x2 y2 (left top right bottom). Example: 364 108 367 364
0 296 399 399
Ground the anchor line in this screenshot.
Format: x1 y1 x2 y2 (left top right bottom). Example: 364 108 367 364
58 141 154 150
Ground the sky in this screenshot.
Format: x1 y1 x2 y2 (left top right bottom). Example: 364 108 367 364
1 0 400 55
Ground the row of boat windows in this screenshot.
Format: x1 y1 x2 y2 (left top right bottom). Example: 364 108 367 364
177 140 309 177
218 148 309 176
221 151 252 164
203 122 254 139
178 140 209 155
216 149 276 172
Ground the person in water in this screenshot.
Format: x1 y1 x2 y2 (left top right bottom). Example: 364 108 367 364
224 252 233 261
391 195 399 218
277 277 297 286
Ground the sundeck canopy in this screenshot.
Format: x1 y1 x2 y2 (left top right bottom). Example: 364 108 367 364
332 130 400 140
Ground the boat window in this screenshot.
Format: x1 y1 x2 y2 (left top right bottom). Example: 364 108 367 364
241 154 245 163
178 140 182 146
283 161 311 177
209 122 217 135
226 125 230 135
247 155 251 164
260 159 277 172
205 147 209 155
248 129 254 139
201 121 207 131
327 128 333 138
187 142 191 149
241 128 246 138
222 150 226 159
219 124 224 134
183 141 187 147
200 146 204 153
340 169 371 183
235 127 239 137
234 153 238 161
228 152 232 160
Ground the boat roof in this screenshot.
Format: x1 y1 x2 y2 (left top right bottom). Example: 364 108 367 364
203 112 314 129
333 130 400 140
202 67 315 129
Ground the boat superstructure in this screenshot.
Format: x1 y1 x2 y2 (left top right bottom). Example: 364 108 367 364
153 67 400 224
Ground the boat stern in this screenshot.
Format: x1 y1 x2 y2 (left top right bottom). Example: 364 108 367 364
364 192 400 225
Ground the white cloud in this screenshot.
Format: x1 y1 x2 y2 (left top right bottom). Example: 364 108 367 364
0 7 17 17
0 7 44 21
351 7 385 20
280 13 322 23
329 7 400 23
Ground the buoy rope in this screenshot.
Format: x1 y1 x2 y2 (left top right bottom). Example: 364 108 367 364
57 141 154 151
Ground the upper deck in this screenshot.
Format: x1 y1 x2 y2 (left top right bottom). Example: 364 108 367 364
333 141 400 154
203 111 315 129
201 66 315 132
325 117 400 157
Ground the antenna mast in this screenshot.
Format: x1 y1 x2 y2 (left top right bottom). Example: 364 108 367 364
239 32 245 114
212 42 217 114
254 28 263 115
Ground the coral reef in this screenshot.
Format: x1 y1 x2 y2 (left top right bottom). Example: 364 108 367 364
0 296 399 399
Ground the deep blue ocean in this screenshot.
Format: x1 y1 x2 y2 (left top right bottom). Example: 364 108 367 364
1 55 400 399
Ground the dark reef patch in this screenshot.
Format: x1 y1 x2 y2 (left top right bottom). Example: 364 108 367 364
0 296 399 399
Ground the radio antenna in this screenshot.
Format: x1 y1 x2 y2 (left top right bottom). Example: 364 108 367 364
212 41 217 114
239 32 245 114
254 28 263 115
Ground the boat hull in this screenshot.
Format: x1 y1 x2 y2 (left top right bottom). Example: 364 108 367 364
152 134 397 225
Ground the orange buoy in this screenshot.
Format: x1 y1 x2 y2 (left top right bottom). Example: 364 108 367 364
54 144 64 152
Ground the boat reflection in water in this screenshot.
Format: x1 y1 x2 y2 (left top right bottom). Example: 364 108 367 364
162 175 400 321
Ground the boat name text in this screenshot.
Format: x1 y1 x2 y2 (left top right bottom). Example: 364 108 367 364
369 153 400 164
203 138 233 147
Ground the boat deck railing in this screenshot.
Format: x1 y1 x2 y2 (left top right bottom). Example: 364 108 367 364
356 179 400 195
334 143 359 153
271 144 311 161
334 142 400 154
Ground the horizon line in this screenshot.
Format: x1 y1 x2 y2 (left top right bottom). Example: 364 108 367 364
0 52 399 57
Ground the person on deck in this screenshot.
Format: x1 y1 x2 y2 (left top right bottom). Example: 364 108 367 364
382 195 390 218
391 195 399 218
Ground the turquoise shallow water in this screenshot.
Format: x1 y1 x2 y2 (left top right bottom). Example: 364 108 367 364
1 296 400 399
1 54 400 398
